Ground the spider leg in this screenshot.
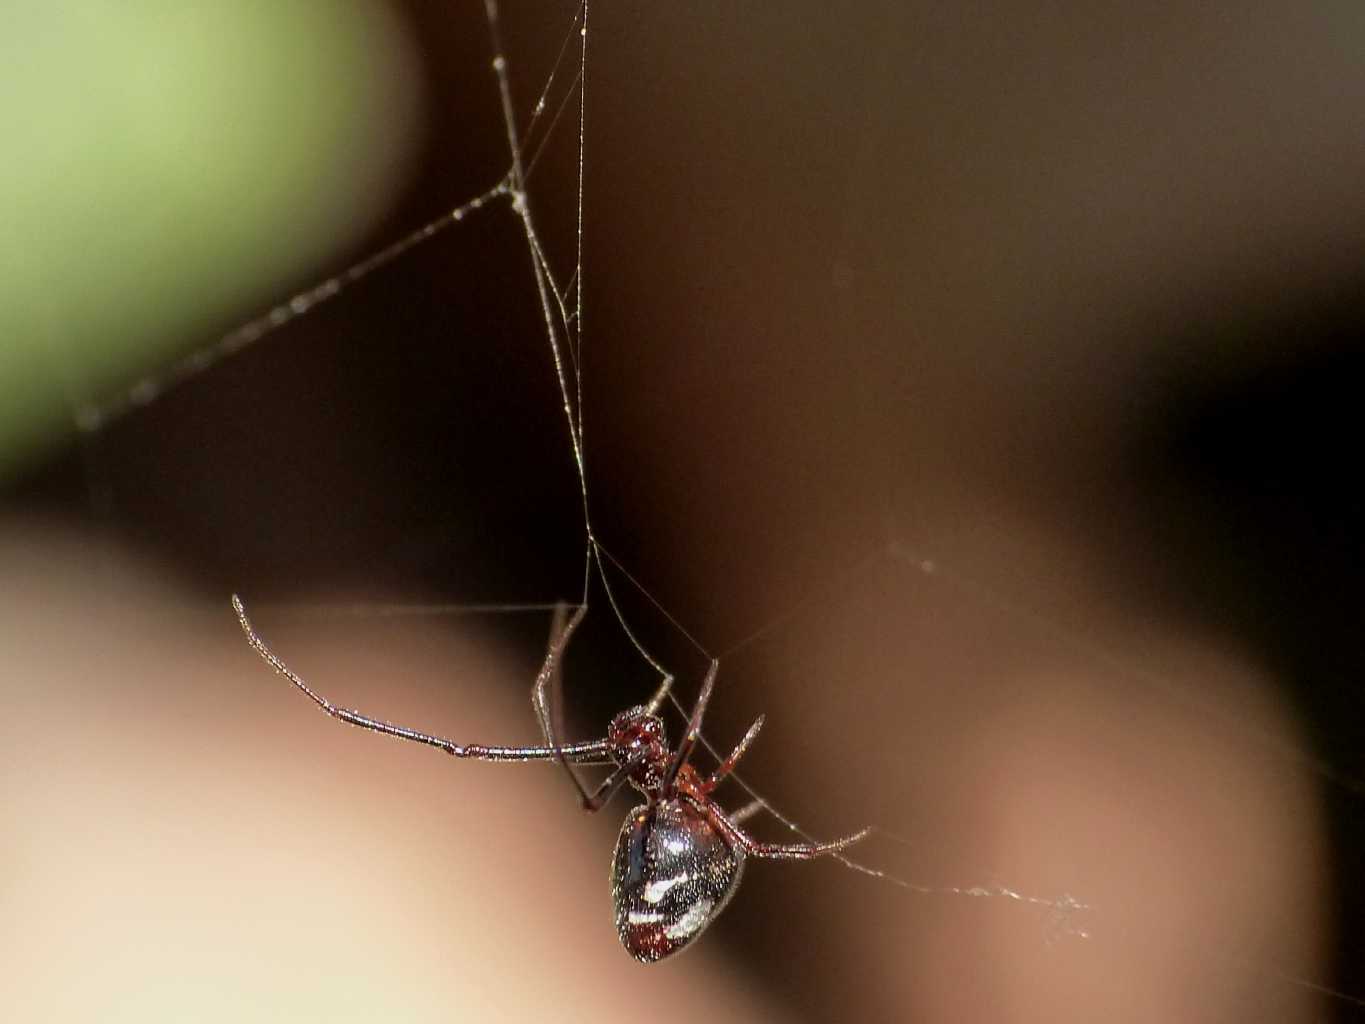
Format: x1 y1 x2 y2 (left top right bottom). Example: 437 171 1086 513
234 595 608 763
531 601 608 807
705 799 871 861
660 658 719 795
701 714 765 793
582 757 641 812
546 601 571 753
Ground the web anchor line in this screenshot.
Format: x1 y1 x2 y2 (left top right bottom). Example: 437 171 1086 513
75 183 510 436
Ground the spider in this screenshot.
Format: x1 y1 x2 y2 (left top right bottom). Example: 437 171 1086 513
231 595 868 962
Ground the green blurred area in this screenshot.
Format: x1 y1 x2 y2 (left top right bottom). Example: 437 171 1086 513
0 2 421 478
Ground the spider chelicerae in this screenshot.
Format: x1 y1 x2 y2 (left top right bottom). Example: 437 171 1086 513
232 595 868 962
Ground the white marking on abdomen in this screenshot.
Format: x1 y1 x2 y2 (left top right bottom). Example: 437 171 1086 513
643 874 690 904
663 898 714 940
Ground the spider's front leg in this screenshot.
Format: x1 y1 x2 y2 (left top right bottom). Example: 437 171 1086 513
233 594 609 764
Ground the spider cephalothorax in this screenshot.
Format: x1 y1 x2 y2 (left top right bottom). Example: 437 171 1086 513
607 707 669 793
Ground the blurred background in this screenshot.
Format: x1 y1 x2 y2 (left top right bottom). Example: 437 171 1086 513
2 1 1362 1020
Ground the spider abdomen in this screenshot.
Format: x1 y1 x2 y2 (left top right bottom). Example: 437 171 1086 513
611 799 744 963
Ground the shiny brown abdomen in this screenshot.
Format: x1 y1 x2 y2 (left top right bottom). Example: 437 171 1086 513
611 800 745 963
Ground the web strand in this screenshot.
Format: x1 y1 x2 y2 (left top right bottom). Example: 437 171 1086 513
74 183 508 435
485 0 591 558
476 9 1003 922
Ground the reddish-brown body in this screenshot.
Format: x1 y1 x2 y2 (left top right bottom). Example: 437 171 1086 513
234 596 868 964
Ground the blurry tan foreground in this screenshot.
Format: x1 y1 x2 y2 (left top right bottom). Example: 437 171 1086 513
0 520 1330 1021
0 524 776 1021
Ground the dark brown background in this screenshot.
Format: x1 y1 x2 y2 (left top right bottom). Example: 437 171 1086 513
6 1 1363 1020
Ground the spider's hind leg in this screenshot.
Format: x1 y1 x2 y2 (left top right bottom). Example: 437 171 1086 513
706 799 871 862
531 602 598 804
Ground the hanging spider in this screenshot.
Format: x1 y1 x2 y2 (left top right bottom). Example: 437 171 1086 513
231 595 868 962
